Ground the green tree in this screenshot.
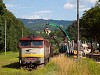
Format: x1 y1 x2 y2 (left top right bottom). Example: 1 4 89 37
0 0 29 52
67 21 77 43
80 3 100 50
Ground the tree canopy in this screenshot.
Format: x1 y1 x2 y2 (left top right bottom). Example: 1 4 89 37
0 0 29 52
80 3 100 47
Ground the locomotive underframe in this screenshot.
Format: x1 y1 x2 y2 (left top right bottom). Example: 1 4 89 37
19 56 50 69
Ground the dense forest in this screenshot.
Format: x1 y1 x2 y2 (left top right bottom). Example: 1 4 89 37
0 0 29 52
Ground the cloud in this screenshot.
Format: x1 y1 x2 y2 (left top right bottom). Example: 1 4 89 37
79 5 90 11
21 15 41 19
6 4 15 8
12 9 52 19
89 0 98 3
21 14 50 20
64 3 75 9
28 15 41 19
79 7 90 11
79 0 98 4
34 10 52 14
5 4 33 9
64 0 98 11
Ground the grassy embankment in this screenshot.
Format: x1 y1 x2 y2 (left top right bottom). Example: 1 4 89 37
0 52 100 75
52 55 100 75
0 52 57 75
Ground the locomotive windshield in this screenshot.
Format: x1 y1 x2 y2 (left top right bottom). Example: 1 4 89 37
20 41 30 46
32 40 43 46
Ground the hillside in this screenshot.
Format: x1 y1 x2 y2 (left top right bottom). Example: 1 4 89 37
0 0 29 52
19 19 73 31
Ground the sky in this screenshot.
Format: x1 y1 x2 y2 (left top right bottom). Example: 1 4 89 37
3 0 98 20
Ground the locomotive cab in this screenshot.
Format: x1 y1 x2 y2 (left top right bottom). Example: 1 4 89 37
19 36 51 69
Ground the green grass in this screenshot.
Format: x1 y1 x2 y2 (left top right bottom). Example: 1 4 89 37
51 55 100 75
0 52 58 75
0 52 100 75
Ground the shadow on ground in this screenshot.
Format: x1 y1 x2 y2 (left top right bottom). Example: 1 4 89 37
2 62 20 69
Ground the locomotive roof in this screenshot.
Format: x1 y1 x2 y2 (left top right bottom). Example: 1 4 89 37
19 36 44 41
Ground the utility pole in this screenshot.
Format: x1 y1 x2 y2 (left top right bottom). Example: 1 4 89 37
5 19 7 55
77 0 79 58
